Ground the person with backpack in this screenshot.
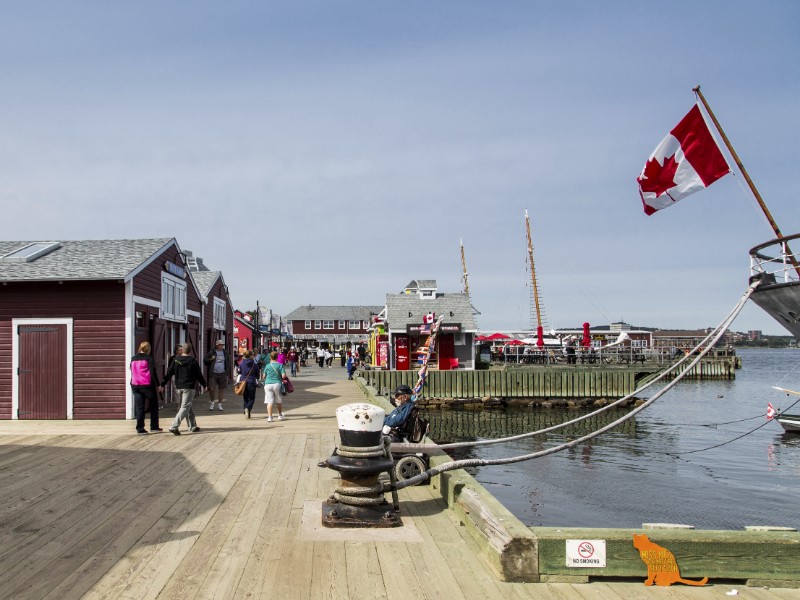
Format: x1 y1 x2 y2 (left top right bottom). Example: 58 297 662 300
236 349 260 419
161 343 207 435
130 341 163 435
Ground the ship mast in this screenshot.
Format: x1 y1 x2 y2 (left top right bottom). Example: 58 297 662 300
525 209 545 331
460 238 479 328
460 238 470 298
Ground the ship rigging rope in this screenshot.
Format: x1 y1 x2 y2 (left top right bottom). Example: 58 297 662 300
382 280 761 491
664 337 800 427
669 395 800 455
668 414 764 427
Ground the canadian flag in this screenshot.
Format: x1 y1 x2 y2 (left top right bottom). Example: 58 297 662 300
423 312 435 324
637 104 730 215
766 402 777 420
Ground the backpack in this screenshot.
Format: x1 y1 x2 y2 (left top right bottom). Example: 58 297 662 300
130 359 152 386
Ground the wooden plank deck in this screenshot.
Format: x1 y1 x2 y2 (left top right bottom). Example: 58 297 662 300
0 368 796 600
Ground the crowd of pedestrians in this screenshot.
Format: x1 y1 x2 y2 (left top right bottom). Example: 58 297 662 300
130 340 369 435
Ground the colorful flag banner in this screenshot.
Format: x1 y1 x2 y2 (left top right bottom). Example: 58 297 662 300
766 402 776 420
637 104 730 215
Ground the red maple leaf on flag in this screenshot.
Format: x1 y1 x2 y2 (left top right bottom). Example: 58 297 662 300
637 154 680 197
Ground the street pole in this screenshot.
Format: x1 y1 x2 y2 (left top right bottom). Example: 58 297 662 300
256 300 260 352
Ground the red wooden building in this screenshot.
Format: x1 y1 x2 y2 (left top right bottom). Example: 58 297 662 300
0 238 230 420
233 310 257 356
191 270 235 364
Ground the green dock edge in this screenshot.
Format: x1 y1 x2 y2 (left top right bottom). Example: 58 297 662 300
355 376 800 588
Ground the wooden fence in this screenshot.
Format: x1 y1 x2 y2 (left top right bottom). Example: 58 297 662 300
361 367 645 399
360 358 736 401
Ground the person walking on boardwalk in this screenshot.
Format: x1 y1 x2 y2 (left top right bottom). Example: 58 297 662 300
261 350 288 422
286 347 299 377
130 341 163 434
357 343 366 366
237 349 259 419
162 343 207 435
346 353 356 380
204 339 229 412
316 347 325 368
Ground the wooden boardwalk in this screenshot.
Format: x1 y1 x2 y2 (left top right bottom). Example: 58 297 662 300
0 368 797 600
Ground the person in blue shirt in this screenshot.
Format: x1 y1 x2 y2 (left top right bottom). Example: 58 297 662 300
382 384 416 441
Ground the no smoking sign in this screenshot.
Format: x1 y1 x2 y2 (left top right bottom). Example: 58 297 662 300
566 539 607 568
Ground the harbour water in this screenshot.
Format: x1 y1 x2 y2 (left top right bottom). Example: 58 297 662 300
438 348 800 530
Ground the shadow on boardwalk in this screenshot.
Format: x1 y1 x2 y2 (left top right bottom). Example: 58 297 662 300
0 441 224 599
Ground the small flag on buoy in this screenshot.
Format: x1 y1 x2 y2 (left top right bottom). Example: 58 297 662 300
766 402 776 420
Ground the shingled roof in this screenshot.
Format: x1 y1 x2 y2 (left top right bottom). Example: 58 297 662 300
191 270 223 298
404 279 437 291
385 292 477 331
0 239 175 282
284 305 384 321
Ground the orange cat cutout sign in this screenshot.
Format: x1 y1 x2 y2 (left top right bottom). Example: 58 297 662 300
632 534 708 587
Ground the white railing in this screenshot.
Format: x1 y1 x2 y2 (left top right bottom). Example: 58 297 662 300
491 346 734 367
749 233 800 284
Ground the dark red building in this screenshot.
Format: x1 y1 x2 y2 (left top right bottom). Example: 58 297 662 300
284 305 382 353
191 270 235 363
0 238 231 420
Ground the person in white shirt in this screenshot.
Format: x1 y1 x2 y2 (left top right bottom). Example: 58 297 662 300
316 347 325 368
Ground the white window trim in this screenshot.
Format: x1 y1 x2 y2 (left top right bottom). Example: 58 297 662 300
338 320 346 328
213 297 227 330
323 320 334 330
161 272 188 323
348 320 360 329
305 320 312 329
314 320 321 330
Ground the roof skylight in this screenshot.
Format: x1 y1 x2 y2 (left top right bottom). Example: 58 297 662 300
2 242 62 263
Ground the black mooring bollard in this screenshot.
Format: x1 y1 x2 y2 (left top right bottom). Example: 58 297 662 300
321 403 401 528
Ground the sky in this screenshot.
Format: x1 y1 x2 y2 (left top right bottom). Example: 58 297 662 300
2 1 799 335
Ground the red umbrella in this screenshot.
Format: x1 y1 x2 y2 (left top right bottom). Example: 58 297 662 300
581 322 591 348
487 332 511 340
506 339 526 346
536 325 544 348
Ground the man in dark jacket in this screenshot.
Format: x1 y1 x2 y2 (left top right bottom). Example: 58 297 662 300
162 343 207 435
382 384 415 442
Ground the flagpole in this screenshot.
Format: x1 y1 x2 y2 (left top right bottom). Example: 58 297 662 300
693 85 800 276
693 86 783 240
